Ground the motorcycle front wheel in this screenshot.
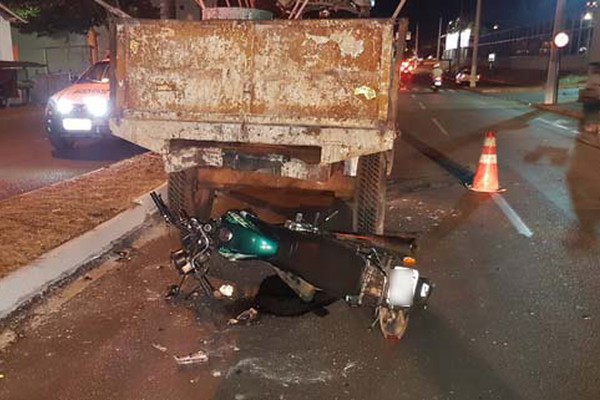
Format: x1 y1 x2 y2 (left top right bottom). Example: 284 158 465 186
378 307 409 340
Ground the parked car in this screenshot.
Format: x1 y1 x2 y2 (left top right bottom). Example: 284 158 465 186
45 59 111 151
455 68 480 85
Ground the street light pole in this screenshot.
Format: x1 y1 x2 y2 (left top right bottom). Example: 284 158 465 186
415 23 420 56
544 0 566 104
436 16 443 60
469 0 482 87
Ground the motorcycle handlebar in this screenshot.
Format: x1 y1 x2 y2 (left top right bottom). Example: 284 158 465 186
150 191 187 231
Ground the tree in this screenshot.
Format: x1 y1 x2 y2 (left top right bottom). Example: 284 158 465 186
4 0 159 36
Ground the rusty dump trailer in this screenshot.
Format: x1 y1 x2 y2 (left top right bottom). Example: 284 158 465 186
109 15 406 234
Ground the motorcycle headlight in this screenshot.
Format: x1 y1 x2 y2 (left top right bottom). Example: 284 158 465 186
387 267 419 307
84 96 108 117
56 99 74 115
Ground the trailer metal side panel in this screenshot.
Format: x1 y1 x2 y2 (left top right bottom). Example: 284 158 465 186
113 18 394 129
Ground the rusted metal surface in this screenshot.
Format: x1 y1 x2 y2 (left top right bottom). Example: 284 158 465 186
111 17 400 176
112 18 394 127
111 119 395 165
202 7 273 20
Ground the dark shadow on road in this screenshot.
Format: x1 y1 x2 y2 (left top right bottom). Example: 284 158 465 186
523 145 569 166
402 131 474 185
51 137 146 162
435 109 544 155
404 310 524 399
565 140 600 251
428 191 488 244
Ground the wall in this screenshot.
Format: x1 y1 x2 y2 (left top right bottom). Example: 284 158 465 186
11 26 110 77
11 26 110 103
492 54 588 74
0 17 13 61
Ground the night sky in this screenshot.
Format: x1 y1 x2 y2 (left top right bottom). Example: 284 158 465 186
373 0 591 55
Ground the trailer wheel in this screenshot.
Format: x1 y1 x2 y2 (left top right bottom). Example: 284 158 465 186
167 168 214 220
353 152 387 235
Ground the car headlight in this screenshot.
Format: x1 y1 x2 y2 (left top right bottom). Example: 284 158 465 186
56 99 74 115
84 96 108 117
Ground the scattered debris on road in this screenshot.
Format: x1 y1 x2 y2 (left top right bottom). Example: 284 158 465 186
228 307 258 326
174 350 209 366
151 343 167 353
218 283 235 298
343 361 357 373
115 249 134 262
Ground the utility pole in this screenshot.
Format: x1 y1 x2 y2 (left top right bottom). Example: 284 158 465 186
469 0 482 87
544 0 566 104
436 16 443 60
582 3 600 102
415 23 420 56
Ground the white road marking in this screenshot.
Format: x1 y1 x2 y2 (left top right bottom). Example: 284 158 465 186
418 101 427 110
431 117 449 136
410 94 417 100
491 193 534 238
538 117 572 132
448 89 456 93
537 117 581 135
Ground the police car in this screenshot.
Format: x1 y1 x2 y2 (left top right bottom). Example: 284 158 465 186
45 59 111 151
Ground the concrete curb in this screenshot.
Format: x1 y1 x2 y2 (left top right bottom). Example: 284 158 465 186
0 182 167 319
531 105 600 150
467 85 541 94
532 104 584 120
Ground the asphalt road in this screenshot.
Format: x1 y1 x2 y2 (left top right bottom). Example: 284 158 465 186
1 81 599 399
479 86 580 105
0 106 145 201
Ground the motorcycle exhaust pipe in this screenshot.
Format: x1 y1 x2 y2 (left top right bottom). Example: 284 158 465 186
332 232 417 255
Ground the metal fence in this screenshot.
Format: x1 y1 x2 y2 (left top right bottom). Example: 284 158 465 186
480 16 594 57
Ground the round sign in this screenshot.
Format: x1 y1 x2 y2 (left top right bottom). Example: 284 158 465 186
554 32 570 48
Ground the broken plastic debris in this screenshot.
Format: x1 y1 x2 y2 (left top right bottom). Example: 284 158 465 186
152 343 167 352
174 350 209 365
212 370 222 377
342 361 358 376
115 249 133 262
219 284 235 298
228 308 258 326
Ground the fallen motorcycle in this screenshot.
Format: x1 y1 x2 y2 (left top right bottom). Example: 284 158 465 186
150 192 433 340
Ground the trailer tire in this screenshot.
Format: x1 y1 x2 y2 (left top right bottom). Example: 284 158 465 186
167 168 214 220
353 152 387 235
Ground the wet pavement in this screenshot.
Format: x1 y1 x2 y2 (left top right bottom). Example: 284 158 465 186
0 106 145 201
1 81 600 399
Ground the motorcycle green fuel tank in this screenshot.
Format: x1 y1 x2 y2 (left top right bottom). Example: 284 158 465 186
217 211 278 261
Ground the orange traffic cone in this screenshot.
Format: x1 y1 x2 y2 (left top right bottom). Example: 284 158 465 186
469 131 504 193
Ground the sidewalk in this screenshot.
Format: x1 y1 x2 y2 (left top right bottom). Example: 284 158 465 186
470 84 600 150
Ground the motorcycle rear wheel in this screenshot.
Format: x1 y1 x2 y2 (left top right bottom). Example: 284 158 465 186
378 307 409 340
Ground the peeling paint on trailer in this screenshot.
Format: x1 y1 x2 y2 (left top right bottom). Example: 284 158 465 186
113 18 394 129
110 118 395 165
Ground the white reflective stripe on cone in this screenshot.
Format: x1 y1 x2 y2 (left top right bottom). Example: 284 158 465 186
484 137 496 147
479 154 497 164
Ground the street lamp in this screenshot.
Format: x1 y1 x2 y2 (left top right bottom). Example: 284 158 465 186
554 32 570 48
544 0 566 104
546 32 570 105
